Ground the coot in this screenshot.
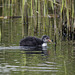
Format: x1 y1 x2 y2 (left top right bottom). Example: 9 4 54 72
20 35 52 46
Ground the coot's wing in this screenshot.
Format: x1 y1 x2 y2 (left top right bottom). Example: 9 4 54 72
20 37 35 46
20 37 43 46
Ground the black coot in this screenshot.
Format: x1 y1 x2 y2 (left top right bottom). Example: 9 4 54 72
20 35 51 46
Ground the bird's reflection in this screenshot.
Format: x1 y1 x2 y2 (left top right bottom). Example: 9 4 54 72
20 46 48 55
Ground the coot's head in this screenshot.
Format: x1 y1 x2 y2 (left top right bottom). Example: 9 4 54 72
42 35 52 43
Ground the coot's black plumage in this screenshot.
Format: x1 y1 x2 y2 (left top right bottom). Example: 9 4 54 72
20 35 51 46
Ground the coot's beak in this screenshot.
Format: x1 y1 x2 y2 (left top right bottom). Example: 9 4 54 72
48 39 52 43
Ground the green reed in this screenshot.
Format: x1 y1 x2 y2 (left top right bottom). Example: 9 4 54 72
1 0 75 41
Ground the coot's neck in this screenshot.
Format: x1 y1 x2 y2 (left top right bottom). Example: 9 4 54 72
42 43 47 46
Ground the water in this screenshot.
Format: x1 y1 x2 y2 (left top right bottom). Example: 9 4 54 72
0 47 58 75
0 20 75 74
0 42 75 75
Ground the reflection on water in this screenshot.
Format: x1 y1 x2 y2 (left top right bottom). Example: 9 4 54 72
0 46 59 75
0 43 75 75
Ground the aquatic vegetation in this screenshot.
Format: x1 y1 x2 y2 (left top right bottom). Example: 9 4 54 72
0 0 74 43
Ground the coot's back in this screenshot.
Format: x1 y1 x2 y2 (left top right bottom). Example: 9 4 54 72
20 36 43 46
